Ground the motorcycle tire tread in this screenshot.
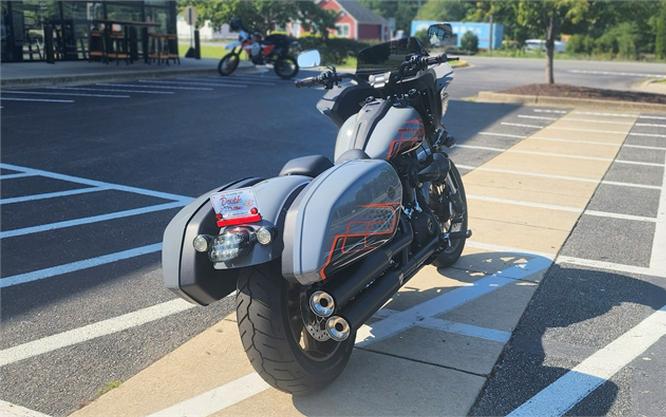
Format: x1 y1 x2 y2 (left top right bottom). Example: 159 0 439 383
432 162 468 268
236 262 353 394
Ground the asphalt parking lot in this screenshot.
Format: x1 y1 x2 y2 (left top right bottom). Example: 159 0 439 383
1 67 666 417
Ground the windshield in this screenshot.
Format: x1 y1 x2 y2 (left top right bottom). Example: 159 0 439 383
356 37 425 75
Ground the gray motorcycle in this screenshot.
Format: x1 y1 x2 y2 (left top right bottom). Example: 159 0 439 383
162 24 469 394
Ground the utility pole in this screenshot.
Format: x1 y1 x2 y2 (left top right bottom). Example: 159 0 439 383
488 14 493 55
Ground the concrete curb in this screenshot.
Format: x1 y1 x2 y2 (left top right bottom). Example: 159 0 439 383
1 61 254 89
475 91 666 112
635 79 666 95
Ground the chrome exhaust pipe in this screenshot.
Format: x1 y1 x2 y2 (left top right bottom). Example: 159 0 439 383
309 290 335 318
325 316 351 341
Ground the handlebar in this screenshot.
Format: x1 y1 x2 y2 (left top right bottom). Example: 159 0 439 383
294 71 352 88
294 76 320 88
294 53 459 89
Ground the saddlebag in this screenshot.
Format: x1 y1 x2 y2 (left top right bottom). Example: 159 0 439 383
163 175 310 305
282 159 403 286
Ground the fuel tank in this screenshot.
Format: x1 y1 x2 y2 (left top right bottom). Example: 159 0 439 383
282 159 403 286
334 98 425 162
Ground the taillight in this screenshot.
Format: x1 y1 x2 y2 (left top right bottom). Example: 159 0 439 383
208 227 256 263
215 207 262 227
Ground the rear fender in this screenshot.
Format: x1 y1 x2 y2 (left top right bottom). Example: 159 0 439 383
162 175 309 305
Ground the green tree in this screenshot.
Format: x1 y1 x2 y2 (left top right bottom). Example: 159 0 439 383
656 1 666 59
416 0 474 21
359 0 420 33
179 0 337 36
460 30 478 53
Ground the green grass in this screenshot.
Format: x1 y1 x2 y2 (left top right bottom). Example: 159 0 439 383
179 42 246 60
476 49 666 63
96 380 122 397
656 78 666 84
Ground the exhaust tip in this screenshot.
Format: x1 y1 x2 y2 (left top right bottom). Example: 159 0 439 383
325 316 350 341
309 290 335 318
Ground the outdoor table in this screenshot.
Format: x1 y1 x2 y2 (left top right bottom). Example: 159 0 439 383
92 19 159 63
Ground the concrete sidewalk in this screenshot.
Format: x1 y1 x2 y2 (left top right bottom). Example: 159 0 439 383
68 109 637 417
0 59 253 88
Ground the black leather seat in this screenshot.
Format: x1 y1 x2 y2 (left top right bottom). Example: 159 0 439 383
279 155 333 177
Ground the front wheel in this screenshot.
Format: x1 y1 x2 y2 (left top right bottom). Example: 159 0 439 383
236 261 355 394
218 53 240 76
431 161 468 268
274 56 299 79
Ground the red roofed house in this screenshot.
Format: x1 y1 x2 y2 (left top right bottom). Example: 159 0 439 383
318 0 389 41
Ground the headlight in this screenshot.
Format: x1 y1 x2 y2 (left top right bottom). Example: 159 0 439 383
208 227 256 263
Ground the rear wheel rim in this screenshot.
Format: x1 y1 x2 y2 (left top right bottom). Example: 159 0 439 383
285 282 341 362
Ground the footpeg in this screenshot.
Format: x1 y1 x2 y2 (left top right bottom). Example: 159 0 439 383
441 229 472 242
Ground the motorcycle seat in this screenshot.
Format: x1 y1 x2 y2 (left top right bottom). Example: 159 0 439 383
279 155 333 177
335 149 370 164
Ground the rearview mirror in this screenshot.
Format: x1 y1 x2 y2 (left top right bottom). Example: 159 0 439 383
427 24 453 47
297 50 321 68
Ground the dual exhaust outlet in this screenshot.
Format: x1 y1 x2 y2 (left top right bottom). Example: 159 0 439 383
309 291 351 342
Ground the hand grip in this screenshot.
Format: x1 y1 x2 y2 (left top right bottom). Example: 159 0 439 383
294 76 319 88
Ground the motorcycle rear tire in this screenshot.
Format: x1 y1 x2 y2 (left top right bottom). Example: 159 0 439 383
218 53 240 76
236 261 355 394
274 57 299 79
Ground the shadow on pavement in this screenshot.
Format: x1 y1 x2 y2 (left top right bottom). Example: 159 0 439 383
471 264 666 416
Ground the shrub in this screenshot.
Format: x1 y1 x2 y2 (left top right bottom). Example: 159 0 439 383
594 23 639 59
566 34 593 55
415 29 429 45
298 36 369 66
460 31 478 54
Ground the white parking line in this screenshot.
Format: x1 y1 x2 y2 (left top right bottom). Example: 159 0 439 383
455 144 664 167
518 115 558 121
0 400 52 417
198 74 280 83
0 201 185 239
0 97 75 103
356 256 553 347
467 194 657 223
45 86 175 95
415 317 511 343
5 90 130 99
0 243 161 288
0 163 192 203
0 172 35 180
650 163 666 275
569 69 666 78
177 77 277 86
501 122 546 129
0 298 196 367
478 131 527 139
145 373 270 417
138 79 248 88
508 304 666 417
98 83 213 91
557 256 664 277
623 143 666 151
531 109 666 121
636 122 666 128
457 164 659 190
0 186 108 205
533 109 567 115
375 308 511 343
144 255 552 417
